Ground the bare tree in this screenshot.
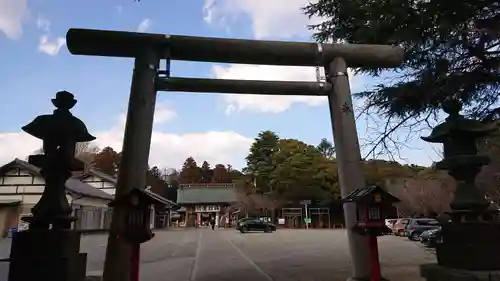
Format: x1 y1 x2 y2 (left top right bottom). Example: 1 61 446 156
386 172 454 216
477 166 500 206
75 142 100 164
477 122 500 205
357 106 441 163
31 141 99 164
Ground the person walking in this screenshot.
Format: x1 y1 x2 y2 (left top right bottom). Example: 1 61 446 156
210 216 216 231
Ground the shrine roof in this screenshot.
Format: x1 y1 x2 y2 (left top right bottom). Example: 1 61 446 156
342 185 399 203
177 187 238 204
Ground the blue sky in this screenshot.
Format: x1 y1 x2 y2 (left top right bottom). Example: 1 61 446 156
0 0 441 170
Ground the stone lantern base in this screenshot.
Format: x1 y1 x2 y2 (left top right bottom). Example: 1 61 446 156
421 222 500 281
437 222 500 270
8 229 87 281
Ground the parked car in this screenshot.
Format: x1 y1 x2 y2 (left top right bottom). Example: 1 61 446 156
236 217 276 233
405 218 440 240
419 227 442 247
385 219 397 233
393 218 410 236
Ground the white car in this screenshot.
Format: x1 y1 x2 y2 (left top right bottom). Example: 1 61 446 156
385 219 397 232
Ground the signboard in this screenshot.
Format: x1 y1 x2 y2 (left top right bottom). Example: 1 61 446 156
278 218 285 225
304 218 312 224
300 200 311 205
18 213 32 231
195 205 221 213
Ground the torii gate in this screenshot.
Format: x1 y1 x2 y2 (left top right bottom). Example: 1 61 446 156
66 28 404 281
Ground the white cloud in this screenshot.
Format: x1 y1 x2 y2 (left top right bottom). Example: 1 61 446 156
114 102 177 130
36 15 50 32
153 103 177 125
203 0 321 39
38 35 66 56
0 105 252 170
212 64 358 114
137 18 152 32
202 1 351 114
34 15 66 57
202 0 216 24
0 0 29 40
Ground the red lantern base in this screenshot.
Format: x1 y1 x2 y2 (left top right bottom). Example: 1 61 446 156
368 235 381 281
130 244 140 281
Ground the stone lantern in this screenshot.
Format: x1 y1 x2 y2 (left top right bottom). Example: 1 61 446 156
420 100 500 281
8 91 95 281
21 90 96 229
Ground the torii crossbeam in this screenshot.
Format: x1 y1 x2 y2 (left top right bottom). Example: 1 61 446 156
66 28 404 281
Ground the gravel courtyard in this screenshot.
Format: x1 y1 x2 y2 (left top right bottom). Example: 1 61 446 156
0 228 436 281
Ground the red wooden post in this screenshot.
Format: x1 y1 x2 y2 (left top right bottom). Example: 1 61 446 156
130 244 140 281
368 235 381 281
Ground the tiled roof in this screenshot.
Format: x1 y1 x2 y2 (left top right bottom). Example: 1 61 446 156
342 185 400 203
0 199 22 206
78 166 178 207
177 187 238 204
78 168 118 184
66 178 114 200
0 158 113 201
179 183 234 189
143 188 179 207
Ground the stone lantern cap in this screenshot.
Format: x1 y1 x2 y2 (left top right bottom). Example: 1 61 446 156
21 91 96 142
421 100 497 143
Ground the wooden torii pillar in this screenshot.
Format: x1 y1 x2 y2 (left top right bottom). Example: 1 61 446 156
66 28 404 281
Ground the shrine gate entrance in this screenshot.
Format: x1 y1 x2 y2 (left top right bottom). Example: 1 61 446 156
282 207 303 228
65 28 404 281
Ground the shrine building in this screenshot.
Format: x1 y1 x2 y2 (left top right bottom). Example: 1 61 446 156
175 183 238 227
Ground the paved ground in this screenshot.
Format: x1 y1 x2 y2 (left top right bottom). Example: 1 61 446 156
0 229 436 281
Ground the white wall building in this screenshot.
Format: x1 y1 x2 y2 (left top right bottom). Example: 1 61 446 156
75 167 178 229
0 159 114 235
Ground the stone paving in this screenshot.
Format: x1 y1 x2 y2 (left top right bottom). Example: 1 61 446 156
0 228 436 281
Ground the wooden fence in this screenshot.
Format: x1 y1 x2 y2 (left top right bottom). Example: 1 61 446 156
73 206 113 231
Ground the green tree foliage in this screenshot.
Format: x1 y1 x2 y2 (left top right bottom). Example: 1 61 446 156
304 0 500 157
243 131 439 206
179 157 203 184
245 130 280 193
200 161 213 183
176 158 244 185
317 138 335 160
147 166 169 199
163 169 180 202
227 166 244 181
149 166 163 179
304 0 499 119
212 164 232 183
270 139 339 201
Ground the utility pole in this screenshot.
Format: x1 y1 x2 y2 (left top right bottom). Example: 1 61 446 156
304 202 309 230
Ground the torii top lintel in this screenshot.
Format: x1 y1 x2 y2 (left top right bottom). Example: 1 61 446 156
66 28 404 68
